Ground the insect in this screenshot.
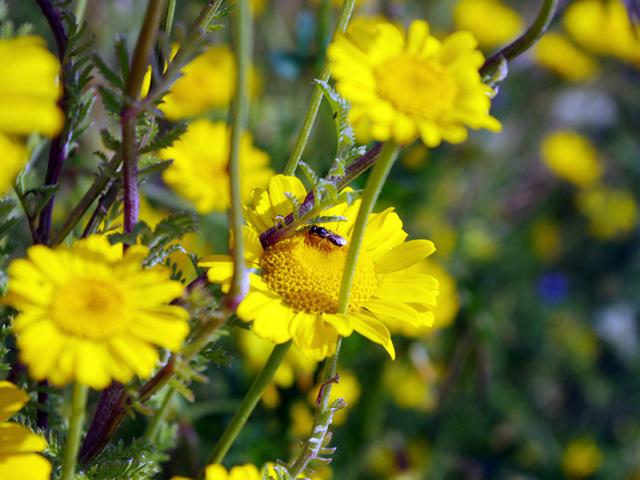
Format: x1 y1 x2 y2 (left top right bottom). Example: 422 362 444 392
304 225 348 247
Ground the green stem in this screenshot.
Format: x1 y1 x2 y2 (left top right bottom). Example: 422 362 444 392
282 0 357 176
224 0 252 311
480 0 558 77
162 0 176 35
143 386 176 442
337 141 400 312
60 383 88 480
75 0 88 24
289 141 400 476
205 341 292 468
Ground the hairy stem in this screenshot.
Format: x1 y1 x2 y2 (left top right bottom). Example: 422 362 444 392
60 383 88 480
205 341 292 469
260 143 382 248
224 0 252 312
289 141 400 476
480 0 558 77
282 0 358 176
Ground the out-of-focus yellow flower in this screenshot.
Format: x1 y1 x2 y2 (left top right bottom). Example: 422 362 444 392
530 217 562 263
237 329 316 408
251 0 267 16
0 36 63 137
401 144 429 170
562 438 603 478
534 33 599 81
0 134 28 196
290 400 315 437
160 45 259 120
384 361 437 412
0 36 63 196
541 131 603 188
3 235 189 389
0 381 51 480
453 0 524 49
577 187 638 240
159 119 272 213
172 463 261 480
201 175 439 361
410 260 459 331
263 462 332 479
564 0 640 67
328 18 501 146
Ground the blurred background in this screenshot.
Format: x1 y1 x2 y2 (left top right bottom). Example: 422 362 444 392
7 0 640 478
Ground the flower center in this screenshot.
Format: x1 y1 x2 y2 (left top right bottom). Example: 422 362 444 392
51 278 129 340
260 231 377 314
376 55 458 119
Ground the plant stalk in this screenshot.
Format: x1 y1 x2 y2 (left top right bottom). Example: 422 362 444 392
282 0 357 176
480 0 558 77
289 141 400 476
60 383 88 480
205 341 292 468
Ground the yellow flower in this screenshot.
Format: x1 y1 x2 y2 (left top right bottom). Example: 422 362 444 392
533 33 599 81
577 187 638 240
384 361 437 412
453 0 524 49
3 235 189 389
201 175 439 360
564 0 640 67
562 438 603 478
328 19 501 146
0 133 27 196
160 45 258 120
159 119 272 213
0 36 63 137
0 382 51 480
541 130 603 188
172 463 260 480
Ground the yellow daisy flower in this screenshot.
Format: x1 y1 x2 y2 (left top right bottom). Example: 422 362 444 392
564 0 640 67
453 0 524 49
0 381 51 480
3 235 190 389
200 175 439 360
533 33 599 81
160 45 259 120
562 438 603 479
328 18 501 146
0 36 63 137
159 120 272 214
0 134 28 196
541 130 603 188
172 463 260 480
577 187 638 240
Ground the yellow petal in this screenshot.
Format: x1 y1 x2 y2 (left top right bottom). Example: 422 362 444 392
351 313 395 359
267 175 307 218
237 291 294 344
0 382 29 423
0 452 51 480
289 312 338 361
375 239 436 274
0 423 47 454
375 272 439 307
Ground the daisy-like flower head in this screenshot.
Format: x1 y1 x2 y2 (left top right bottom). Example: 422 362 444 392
3 235 190 389
201 175 440 361
0 36 63 137
159 119 272 214
172 463 260 480
0 381 51 480
328 18 502 147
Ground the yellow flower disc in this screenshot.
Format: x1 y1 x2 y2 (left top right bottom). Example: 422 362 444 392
201 175 440 361
328 18 501 146
261 233 377 314
3 235 190 389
